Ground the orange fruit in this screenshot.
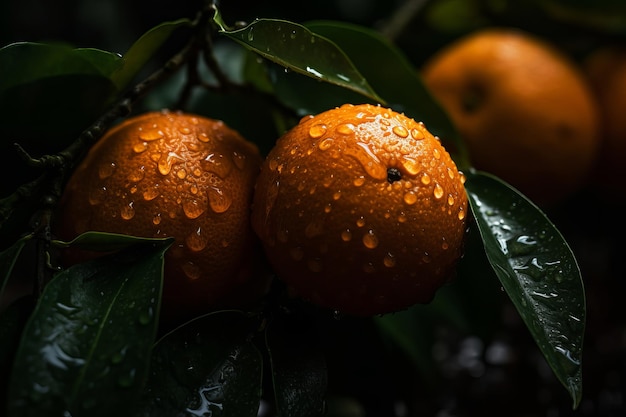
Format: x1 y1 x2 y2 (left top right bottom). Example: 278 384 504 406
55 110 267 321
421 28 600 205
251 103 468 317
584 46 626 197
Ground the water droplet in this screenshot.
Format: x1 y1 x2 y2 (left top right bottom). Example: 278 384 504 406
333 191 342 200
392 125 409 138
341 229 352 242
208 187 232 213
133 141 148 153
158 152 185 175
177 169 187 179
121 202 135 220
309 124 327 139
182 262 201 280
447 167 456 180
447 195 455 206
353 176 365 187
421 173 431 185
290 247 304 261
247 28 254 41
197 132 210 143
336 123 355 135
356 216 366 227
324 203 332 213
362 229 379 249
318 138 334 151
433 148 441 159
186 227 208 251
202 153 233 178
179 126 191 135
433 183 444 199
98 162 116 179
411 128 425 140
400 156 420 176
344 142 387 180
383 253 396 267
139 128 164 141
153 213 162 225
398 212 407 223
143 186 159 201
459 171 467 184
458 207 466 221
182 197 206 219
403 191 417 205
507 235 538 256
127 167 145 182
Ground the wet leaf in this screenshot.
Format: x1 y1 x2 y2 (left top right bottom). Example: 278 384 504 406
7 239 172 417
465 170 585 408
137 310 262 417
216 16 383 103
110 19 192 90
0 234 30 303
266 312 327 417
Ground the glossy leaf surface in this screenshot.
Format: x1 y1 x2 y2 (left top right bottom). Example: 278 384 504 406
216 17 382 102
7 239 171 417
138 310 262 417
465 171 585 408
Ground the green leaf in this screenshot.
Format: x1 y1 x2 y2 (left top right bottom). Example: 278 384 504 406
217 18 383 103
7 239 172 417
110 19 192 91
137 310 262 417
304 21 466 163
464 170 585 408
266 312 327 417
0 235 31 303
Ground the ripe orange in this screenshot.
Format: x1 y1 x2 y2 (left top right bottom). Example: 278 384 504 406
584 47 626 198
55 110 267 321
251 103 468 316
421 28 600 205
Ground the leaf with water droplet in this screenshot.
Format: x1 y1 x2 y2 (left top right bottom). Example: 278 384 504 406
136 311 262 417
214 14 383 103
266 311 327 417
465 171 585 408
7 239 172 417
52 231 170 253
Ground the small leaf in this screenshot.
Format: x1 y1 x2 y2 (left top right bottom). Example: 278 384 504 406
465 170 585 408
138 310 262 417
217 18 383 102
0 234 31 303
266 312 327 417
7 239 172 417
110 19 192 90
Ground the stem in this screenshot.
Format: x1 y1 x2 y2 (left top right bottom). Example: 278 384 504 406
379 0 431 41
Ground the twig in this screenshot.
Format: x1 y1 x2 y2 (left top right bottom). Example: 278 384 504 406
379 0 431 41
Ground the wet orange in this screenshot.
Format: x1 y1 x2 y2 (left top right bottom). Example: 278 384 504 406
422 28 600 205
251 103 468 316
55 110 266 319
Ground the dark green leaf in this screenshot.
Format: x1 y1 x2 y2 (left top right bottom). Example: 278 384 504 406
304 21 466 163
464 170 585 408
7 239 172 417
266 312 327 417
110 19 192 90
0 235 30 303
138 310 262 417
217 17 383 103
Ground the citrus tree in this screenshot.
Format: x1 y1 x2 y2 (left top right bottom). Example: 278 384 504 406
3 0 618 415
